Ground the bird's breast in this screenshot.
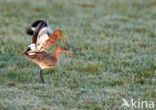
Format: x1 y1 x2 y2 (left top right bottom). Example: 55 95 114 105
39 37 58 51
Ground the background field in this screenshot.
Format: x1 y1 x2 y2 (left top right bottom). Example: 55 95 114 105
0 0 156 109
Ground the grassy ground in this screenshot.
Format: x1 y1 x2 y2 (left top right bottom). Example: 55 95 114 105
0 0 156 109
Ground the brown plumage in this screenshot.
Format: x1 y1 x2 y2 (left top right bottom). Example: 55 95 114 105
23 47 73 83
36 29 69 52
24 20 70 53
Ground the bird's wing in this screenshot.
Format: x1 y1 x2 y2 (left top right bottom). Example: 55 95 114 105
36 27 49 51
46 20 53 36
26 20 46 35
32 22 45 43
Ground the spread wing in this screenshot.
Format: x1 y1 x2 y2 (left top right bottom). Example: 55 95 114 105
46 21 53 36
26 20 53 36
36 27 49 51
26 20 46 35
32 22 45 43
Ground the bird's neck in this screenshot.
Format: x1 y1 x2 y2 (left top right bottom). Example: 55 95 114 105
54 35 59 40
50 35 59 43
53 50 61 61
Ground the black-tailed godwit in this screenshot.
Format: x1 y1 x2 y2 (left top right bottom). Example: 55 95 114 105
24 20 70 53
23 47 74 83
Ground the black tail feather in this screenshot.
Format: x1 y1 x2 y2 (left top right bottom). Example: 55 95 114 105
22 48 31 55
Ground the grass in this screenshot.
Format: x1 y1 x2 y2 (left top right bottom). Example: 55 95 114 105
0 0 156 109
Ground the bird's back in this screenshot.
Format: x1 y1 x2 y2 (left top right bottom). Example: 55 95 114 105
24 52 58 69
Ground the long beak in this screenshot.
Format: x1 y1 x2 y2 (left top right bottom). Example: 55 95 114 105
59 36 70 49
63 50 73 54
63 50 77 55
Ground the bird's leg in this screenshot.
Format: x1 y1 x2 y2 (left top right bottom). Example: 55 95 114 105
40 69 45 83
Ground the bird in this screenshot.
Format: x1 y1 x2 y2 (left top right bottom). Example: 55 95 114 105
24 20 70 53
23 46 74 83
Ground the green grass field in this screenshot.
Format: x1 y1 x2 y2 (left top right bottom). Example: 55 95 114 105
0 0 156 109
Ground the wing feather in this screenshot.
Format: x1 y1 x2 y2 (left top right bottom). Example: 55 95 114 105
32 22 45 43
26 20 46 35
36 27 49 51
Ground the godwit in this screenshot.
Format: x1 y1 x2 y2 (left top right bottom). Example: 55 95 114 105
24 20 70 53
23 47 74 83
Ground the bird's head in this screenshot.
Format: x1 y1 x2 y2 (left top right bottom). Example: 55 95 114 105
53 30 70 49
55 47 76 55
53 29 62 36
